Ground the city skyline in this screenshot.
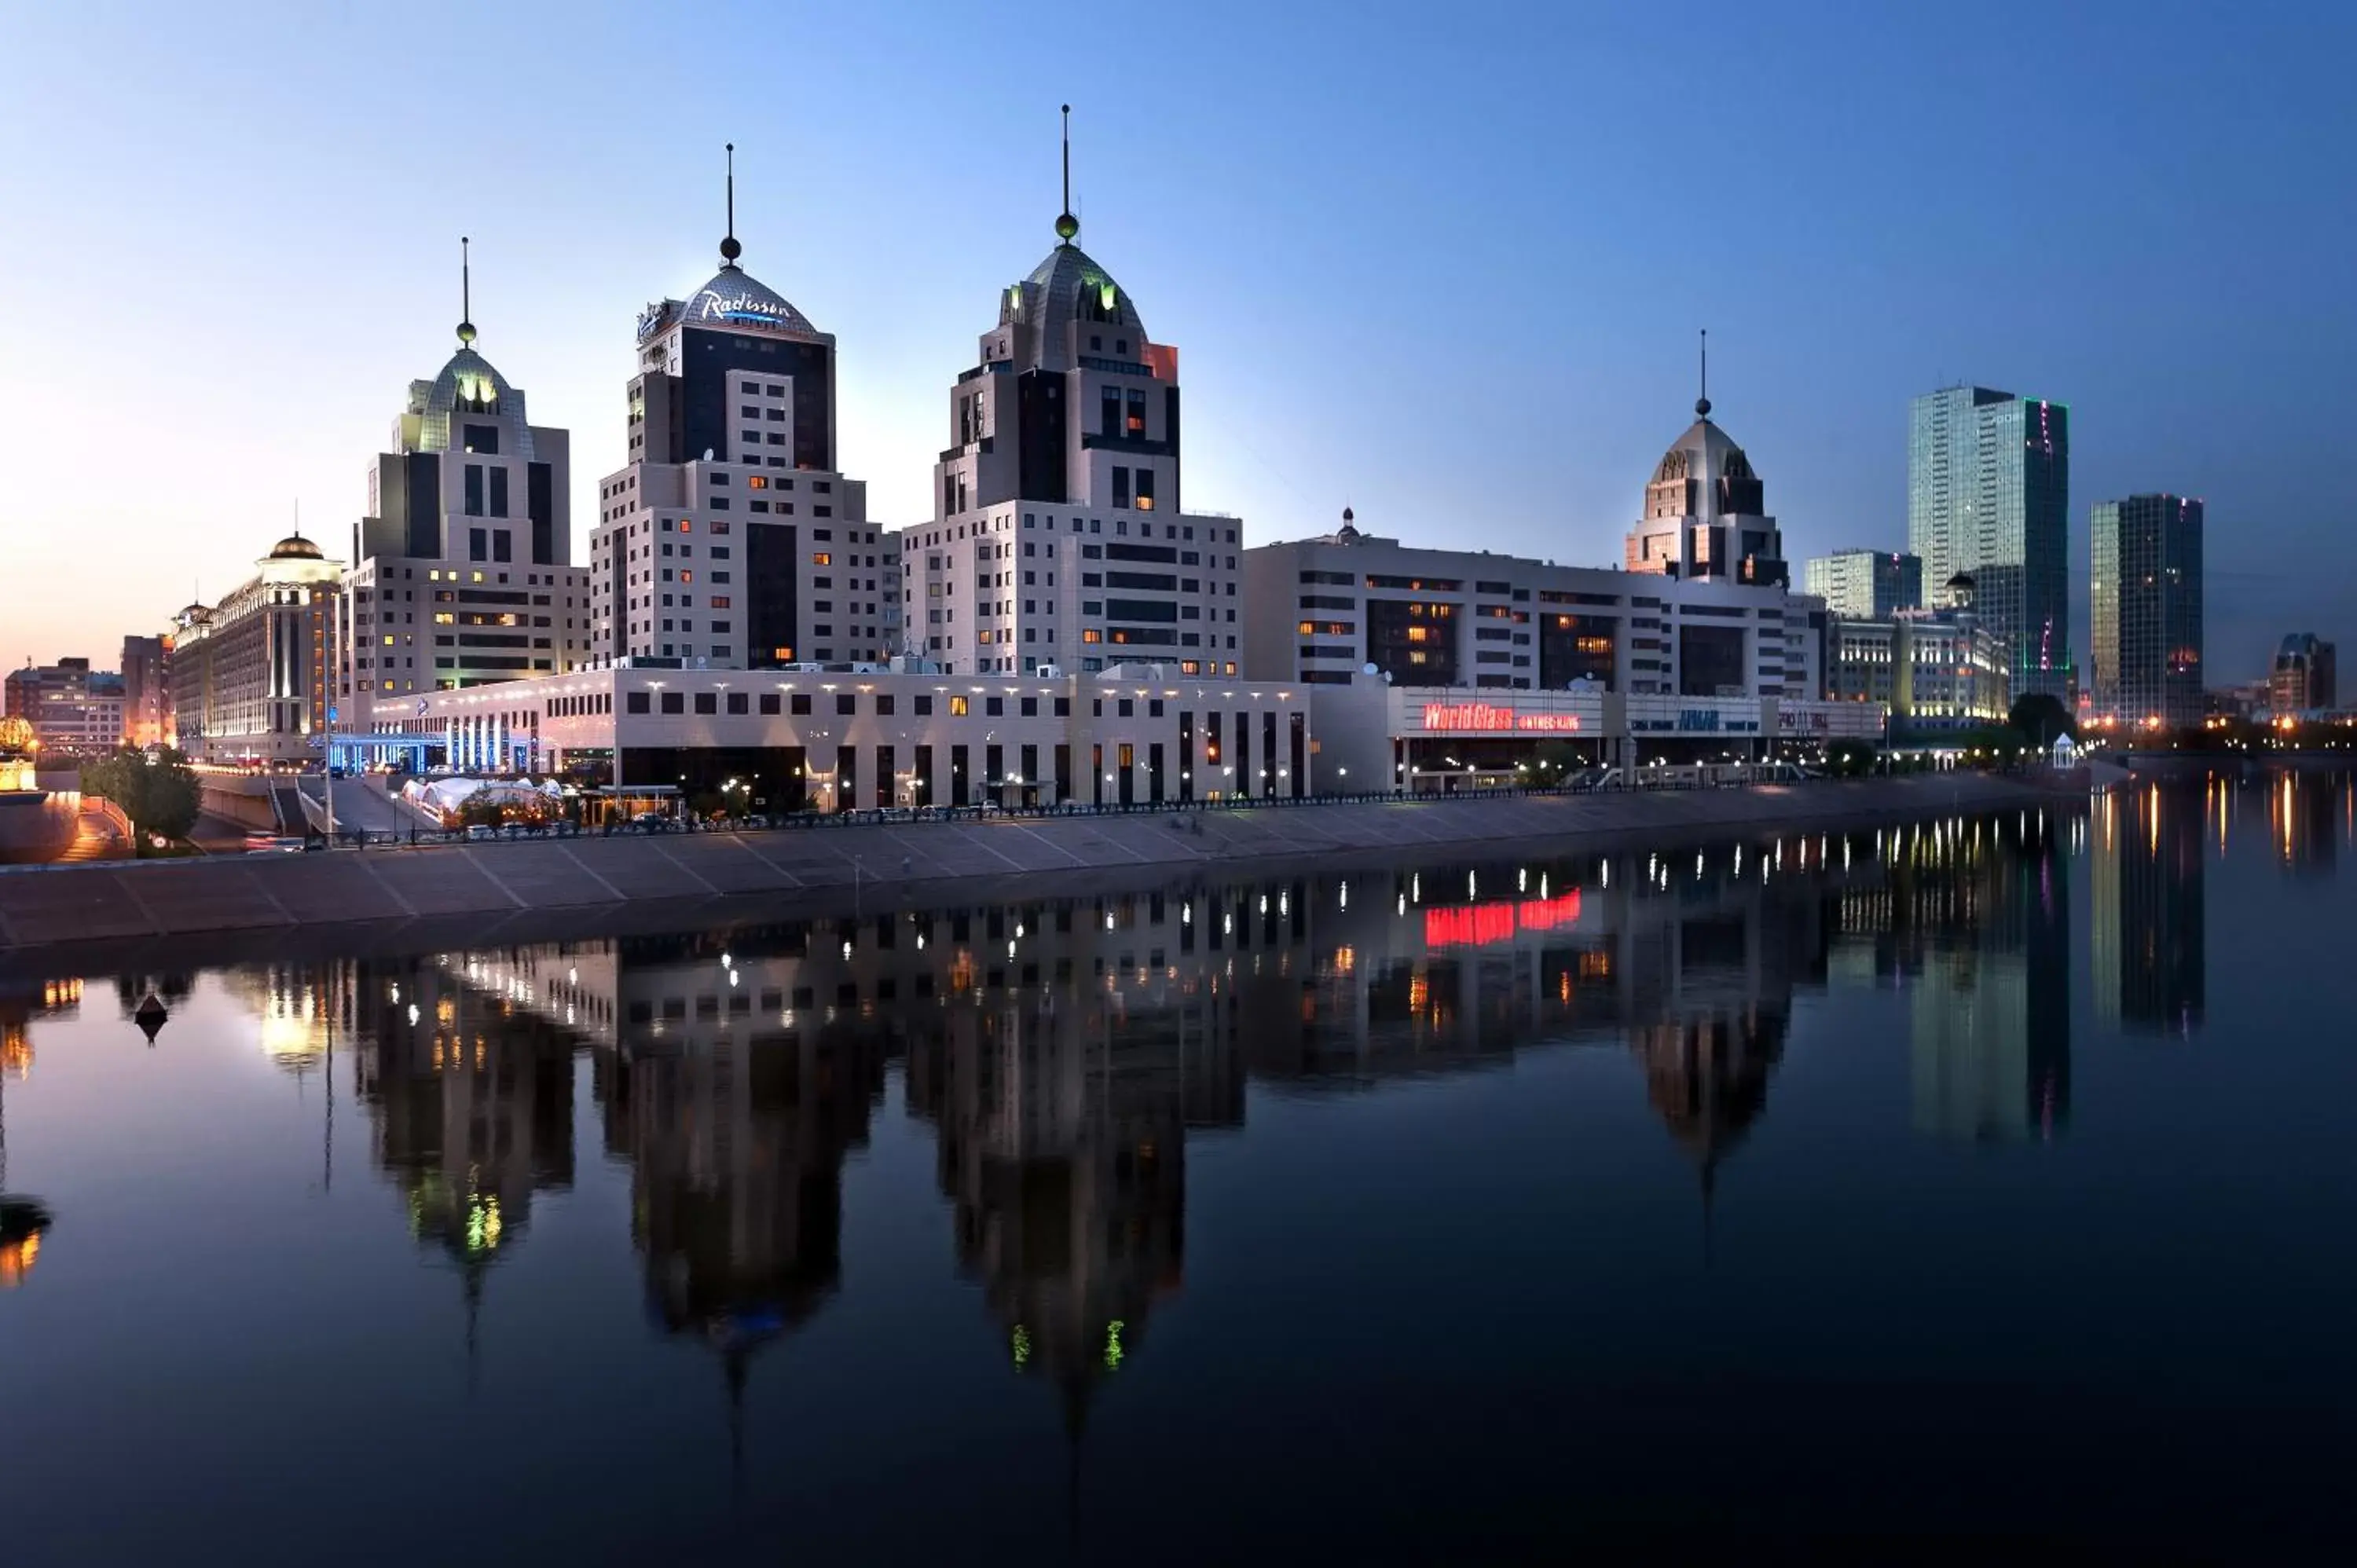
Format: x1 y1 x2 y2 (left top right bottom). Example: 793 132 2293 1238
3 2 2352 680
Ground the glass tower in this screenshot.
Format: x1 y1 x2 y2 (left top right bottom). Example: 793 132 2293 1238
2090 494 2204 728
1908 387 2073 702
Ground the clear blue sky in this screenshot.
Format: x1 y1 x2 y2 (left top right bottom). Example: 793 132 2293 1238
3 0 2349 682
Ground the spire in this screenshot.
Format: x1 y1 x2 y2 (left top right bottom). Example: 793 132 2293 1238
720 143 742 267
1695 328 1710 419
1054 104 1080 244
456 236 476 347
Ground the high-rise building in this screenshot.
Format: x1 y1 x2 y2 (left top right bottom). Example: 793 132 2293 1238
2090 493 2204 729
341 247 588 731
900 113 1242 676
119 635 171 749
2270 632 2337 714
170 532 343 764
1908 387 2073 701
1625 346 1787 587
3 658 125 757
1802 549 1920 619
588 152 885 671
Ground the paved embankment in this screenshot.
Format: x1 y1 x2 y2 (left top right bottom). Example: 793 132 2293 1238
0 772 2076 959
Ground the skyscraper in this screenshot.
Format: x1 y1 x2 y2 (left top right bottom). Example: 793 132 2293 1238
340 243 587 730
2270 633 2336 714
588 149 887 671
1908 387 2073 701
900 109 1243 676
2090 493 2204 729
1803 548 1921 619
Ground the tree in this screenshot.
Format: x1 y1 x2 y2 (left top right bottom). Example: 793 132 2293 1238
80 746 201 844
1824 738 1879 777
2009 694 2077 751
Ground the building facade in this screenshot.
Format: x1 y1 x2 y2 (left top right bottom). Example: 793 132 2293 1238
1624 389 1787 587
119 635 171 749
900 184 1242 677
1803 549 1921 620
170 533 344 764
410 663 1313 811
1908 387 2073 702
342 268 588 731
3 658 126 757
2270 632 2336 716
588 181 886 672
1826 606 2011 738
1244 513 1827 705
2090 493 2204 730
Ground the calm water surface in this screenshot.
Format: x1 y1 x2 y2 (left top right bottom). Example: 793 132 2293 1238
3 771 2353 1557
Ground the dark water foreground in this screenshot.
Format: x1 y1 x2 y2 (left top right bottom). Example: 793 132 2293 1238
1 773 2352 1558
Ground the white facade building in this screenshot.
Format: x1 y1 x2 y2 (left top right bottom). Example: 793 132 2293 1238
409 662 1312 811
900 142 1243 678
588 166 886 672
341 255 587 731
172 533 345 764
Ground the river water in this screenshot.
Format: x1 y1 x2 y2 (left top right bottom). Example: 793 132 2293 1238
2 771 2352 1556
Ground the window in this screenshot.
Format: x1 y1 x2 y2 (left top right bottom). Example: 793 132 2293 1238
1135 469 1156 511
693 691 717 714
875 694 895 716
836 694 856 716
659 691 684 714
790 694 813 716
469 527 487 562
489 467 509 518
464 464 484 516
948 696 970 716
812 552 832 566
915 694 934 716
758 693 780 715
1113 467 1130 508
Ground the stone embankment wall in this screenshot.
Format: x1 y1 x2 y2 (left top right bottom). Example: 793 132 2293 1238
0 772 2076 956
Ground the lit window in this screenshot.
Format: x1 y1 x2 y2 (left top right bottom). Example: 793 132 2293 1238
949 696 970 716
812 552 832 566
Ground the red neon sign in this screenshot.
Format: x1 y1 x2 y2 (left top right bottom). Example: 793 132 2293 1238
1420 702 1581 733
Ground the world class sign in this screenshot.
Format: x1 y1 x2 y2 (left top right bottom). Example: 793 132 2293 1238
1420 702 1581 734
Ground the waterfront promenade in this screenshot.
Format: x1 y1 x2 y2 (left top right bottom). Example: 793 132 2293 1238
0 772 2073 961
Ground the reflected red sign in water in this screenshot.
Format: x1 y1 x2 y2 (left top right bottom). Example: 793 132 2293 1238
1424 890 1582 947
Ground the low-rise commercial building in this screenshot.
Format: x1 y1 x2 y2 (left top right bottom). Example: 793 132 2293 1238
1827 599 2010 740
407 661 1314 811
119 635 171 749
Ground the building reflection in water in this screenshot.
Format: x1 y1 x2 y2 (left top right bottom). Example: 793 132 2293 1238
0 977 82 1288
177 809 2117 1398
2092 784 2207 1037
2264 768 2346 877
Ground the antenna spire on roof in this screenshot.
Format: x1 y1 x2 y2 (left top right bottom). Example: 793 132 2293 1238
1695 328 1711 419
720 144 742 266
1055 105 1080 243
456 236 476 346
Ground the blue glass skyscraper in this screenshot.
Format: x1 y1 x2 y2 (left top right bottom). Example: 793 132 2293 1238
1908 387 2073 702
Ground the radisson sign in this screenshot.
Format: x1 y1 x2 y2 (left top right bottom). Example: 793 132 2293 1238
1420 702 1581 734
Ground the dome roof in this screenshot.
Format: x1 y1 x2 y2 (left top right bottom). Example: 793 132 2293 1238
1004 242 1144 338
677 264 819 337
415 346 536 461
1652 417 1754 488
269 532 323 560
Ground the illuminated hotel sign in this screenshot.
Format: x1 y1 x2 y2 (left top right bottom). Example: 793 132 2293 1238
1419 702 1581 734
695 288 797 330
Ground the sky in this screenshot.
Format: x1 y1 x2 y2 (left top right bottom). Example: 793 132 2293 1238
2 0 2351 683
